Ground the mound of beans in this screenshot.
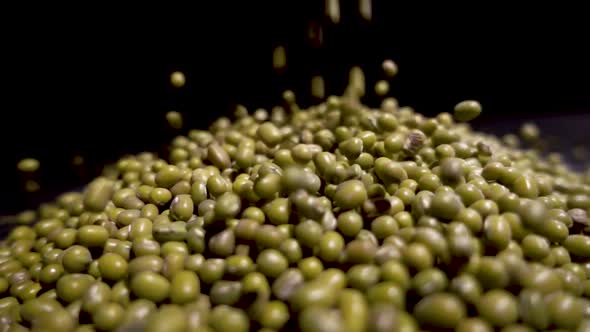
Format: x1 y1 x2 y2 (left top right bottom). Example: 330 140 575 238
1 80 590 332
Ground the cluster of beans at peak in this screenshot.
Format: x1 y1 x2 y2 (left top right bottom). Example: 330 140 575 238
2 89 590 332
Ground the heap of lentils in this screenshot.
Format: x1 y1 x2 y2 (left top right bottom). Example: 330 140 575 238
2 75 590 332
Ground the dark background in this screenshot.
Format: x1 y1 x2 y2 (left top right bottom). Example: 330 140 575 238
1 3 589 215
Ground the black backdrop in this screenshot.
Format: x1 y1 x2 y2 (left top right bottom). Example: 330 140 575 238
1 3 589 215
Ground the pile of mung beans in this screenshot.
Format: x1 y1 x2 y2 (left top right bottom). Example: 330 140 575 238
1 68 590 332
